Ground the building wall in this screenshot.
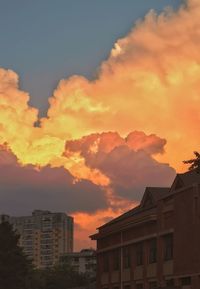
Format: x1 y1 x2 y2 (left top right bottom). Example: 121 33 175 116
174 185 200 276
61 249 96 278
93 183 200 289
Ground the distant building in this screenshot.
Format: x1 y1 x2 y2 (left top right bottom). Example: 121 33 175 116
0 210 73 268
0 214 10 223
91 170 200 289
61 248 96 278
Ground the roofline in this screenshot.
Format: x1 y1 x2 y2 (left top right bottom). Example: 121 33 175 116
97 186 170 230
90 213 157 240
97 204 140 230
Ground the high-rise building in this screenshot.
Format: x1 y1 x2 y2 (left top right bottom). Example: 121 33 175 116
0 210 73 268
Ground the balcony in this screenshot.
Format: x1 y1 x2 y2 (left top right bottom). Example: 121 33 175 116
146 263 157 278
163 260 173 276
134 266 143 280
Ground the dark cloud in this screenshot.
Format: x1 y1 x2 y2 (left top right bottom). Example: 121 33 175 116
65 131 176 200
0 130 176 217
0 147 107 216
97 146 175 199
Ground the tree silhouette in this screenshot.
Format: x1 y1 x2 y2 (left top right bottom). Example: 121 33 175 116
0 219 33 289
0 218 94 289
183 151 200 173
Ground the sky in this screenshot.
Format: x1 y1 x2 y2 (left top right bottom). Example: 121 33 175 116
0 0 181 115
0 0 199 250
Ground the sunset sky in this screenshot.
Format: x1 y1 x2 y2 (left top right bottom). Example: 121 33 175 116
0 0 199 249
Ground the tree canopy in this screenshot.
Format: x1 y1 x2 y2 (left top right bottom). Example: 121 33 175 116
0 219 33 289
183 151 200 173
0 218 95 289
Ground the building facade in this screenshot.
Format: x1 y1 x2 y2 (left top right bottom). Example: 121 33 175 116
91 170 200 289
61 248 96 278
1 210 73 268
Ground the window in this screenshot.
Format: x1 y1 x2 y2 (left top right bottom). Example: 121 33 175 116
194 196 198 217
149 281 157 289
123 246 131 269
113 249 120 270
136 284 143 289
103 253 109 272
136 243 143 266
149 239 157 263
166 279 174 286
181 277 191 286
164 234 173 261
124 285 130 289
85 263 92 270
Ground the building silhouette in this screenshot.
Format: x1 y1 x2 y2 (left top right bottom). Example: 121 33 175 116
91 170 200 289
60 248 96 278
1 210 73 268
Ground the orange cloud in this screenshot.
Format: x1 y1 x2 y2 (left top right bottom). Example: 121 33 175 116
0 0 200 248
1 0 199 176
40 0 200 172
65 131 175 200
72 197 136 250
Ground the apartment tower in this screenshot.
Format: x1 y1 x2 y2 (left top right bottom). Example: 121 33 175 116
1 210 73 268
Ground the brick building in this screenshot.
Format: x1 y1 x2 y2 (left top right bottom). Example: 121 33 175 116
91 170 200 289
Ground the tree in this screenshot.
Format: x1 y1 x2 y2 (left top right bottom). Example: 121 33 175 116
183 151 200 173
42 263 90 289
0 219 33 289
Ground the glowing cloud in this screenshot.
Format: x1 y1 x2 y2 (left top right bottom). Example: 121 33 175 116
41 0 200 172
0 0 199 248
65 131 175 200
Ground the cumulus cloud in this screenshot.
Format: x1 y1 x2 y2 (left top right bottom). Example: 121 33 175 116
1 0 199 178
40 0 200 172
1 0 199 248
65 131 175 200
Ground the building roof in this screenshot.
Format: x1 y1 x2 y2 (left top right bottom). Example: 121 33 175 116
98 187 170 230
140 187 170 206
93 170 200 236
179 169 200 184
62 249 96 258
171 169 200 190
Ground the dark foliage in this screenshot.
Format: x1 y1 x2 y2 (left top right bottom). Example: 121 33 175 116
183 151 200 173
0 219 94 289
0 220 33 289
30 264 93 289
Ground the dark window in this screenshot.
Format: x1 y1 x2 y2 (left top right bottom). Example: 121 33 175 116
103 253 109 272
123 246 131 269
149 239 157 263
113 249 120 270
136 284 143 289
124 285 130 289
136 243 143 266
194 196 198 216
85 263 93 270
164 234 173 261
181 277 191 285
149 281 157 289
166 279 174 286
